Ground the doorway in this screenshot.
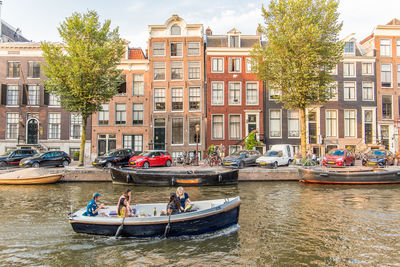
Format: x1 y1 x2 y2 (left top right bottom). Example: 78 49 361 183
26 119 39 144
154 118 166 150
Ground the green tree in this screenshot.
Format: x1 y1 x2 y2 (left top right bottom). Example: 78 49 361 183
41 10 125 166
245 131 262 150
251 0 343 158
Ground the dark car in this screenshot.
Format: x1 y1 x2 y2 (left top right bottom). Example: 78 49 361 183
0 149 38 167
362 150 394 167
92 149 133 168
20 151 71 168
222 150 261 169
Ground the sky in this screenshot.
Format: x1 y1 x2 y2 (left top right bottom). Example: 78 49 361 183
1 0 400 49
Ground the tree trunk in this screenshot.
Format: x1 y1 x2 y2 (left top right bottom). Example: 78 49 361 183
78 116 88 166
300 108 307 159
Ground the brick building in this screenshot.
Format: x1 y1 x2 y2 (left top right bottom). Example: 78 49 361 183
205 28 264 155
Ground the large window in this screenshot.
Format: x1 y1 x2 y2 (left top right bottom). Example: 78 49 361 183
98 104 109 125
171 118 184 145
381 63 392 88
344 82 356 101
117 74 126 94
132 103 143 125
188 61 200 80
153 62 165 81
211 82 224 105
344 42 354 53
170 42 182 57
70 113 82 139
288 110 300 138
27 85 40 106
246 58 255 73
362 63 373 75
189 87 201 111
362 82 374 101
343 63 355 77
327 82 338 100
382 95 392 119
269 110 281 138
380 39 391 57
246 82 258 105
212 115 224 139
97 134 116 156
171 87 183 111
27 61 40 78
229 82 241 105
188 42 200 56
115 103 126 125
123 135 143 152
171 61 183 80
228 57 241 73
211 58 223 73
48 113 61 139
189 117 201 144
6 113 18 139
269 88 281 101
7 85 19 106
7 62 20 78
344 110 356 137
154 88 166 111
397 39 400 57
326 110 337 137
49 94 60 106
229 36 239 48
229 115 241 139
133 74 144 96
153 42 165 56
364 110 373 144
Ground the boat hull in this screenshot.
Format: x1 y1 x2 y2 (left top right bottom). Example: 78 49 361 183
299 168 400 184
110 168 239 186
0 174 63 185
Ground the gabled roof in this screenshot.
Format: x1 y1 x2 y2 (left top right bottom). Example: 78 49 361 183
386 18 400 25
227 28 241 35
128 48 146 60
1 19 30 42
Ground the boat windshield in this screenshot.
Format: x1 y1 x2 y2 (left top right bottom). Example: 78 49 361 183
265 150 281 157
328 150 345 156
231 150 247 156
369 151 386 156
104 150 117 156
139 151 152 157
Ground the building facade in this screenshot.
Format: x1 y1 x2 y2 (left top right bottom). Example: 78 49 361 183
205 28 264 156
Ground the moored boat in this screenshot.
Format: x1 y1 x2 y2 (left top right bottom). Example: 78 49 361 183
0 168 64 185
110 167 239 186
299 167 400 184
69 196 241 237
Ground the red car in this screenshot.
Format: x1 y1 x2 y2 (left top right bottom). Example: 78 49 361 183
129 150 172 168
322 149 355 167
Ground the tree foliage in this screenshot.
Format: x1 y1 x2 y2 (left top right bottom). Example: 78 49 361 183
41 10 125 165
245 131 262 150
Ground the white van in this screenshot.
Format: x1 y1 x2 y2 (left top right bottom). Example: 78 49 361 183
255 144 295 168
270 144 295 160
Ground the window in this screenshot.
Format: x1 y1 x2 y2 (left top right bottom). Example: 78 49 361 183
362 63 373 75
343 63 355 77
27 85 40 106
380 125 390 150
269 110 281 138
171 87 183 111
325 110 337 137
362 82 374 101
117 74 126 94
153 62 165 81
397 39 400 57
70 113 82 139
48 113 61 139
188 61 201 79
288 110 300 138
49 94 60 106
229 115 241 139
381 63 392 88
189 117 201 144
212 115 224 139
133 74 144 96
188 42 200 56
246 58 255 73
132 103 143 125
171 61 183 80
123 135 143 152
6 113 18 139
153 42 165 56
98 104 109 125
327 82 338 100
364 110 373 144
398 64 400 87
171 43 182 57
7 85 19 106
344 82 356 101
269 88 281 101
246 82 258 105
27 61 40 78
154 88 166 111
171 25 181 35
229 82 241 105
382 95 392 119
380 39 391 57
115 103 126 125
229 36 239 47
344 110 356 137
97 134 116 156
229 145 242 155
211 82 224 105
171 118 183 144
228 57 241 73
7 62 20 78
211 58 223 73
189 87 201 111
344 42 354 53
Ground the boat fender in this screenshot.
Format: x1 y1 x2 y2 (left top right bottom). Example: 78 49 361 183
320 173 329 177
126 174 132 183
171 178 175 186
218 174 222 183
397 172 400 176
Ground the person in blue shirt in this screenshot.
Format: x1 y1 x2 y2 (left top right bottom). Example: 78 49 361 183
176 187 191 212
83 193 106 216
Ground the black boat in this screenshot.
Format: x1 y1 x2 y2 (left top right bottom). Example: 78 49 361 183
69 197 241 237
110 167 239 186
299 167 400 184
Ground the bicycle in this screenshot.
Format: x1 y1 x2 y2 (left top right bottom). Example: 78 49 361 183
205 152 222 167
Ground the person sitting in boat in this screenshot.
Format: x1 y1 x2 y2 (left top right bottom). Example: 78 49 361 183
117 197 130 218
176 187 191 212
83 193 107 217
161 193 181 216
117 189 134 216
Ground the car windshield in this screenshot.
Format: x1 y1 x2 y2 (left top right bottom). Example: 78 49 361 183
104 150 117 156
265 150 281 157
328 150 345 156
369 151 386 156
139 151 152 157
231 150 247 156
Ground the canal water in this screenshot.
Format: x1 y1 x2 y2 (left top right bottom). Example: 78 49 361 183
1 182 400 266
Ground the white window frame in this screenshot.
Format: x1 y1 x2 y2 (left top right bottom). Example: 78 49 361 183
48 113 61 140
211 114 224 140
228 114 242 140
343 62 356 78
70 113 82 140
152 42 165 57
228 57 241 73
27 61 41 79
171 87 184 112
153 62 166 81
397 39 400 58
189 86 201 112
188 42 200 56
171 117 184 146
211 81 224 106
344 42 355 55
269 109 282 139
381 63 393 88
27 85 40 106
325 110 338 138
288 110 300 138
246 81 259 106
328 82 338 101
228 82 241 105
170 42 183 57
115 103 127 125
382 95 393 120
245 58 255 73
154 87 166 112
269 88 281 101
362 81 374 101
380 39 392 57
98 103 109 125
211 57 224 73
6 113 19 140
188 117 202 145
343 81 357 101
171 61 184 81
344 109 357 138
133 73 144 96
362 107 376 145
188 61 201 80
362 62 374 75
7 61 20 79
132 103 144 125
6 84 19 106
49 94 60 107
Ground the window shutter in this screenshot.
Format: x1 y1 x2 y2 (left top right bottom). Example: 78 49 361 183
1 84 7 105
22 84 27 105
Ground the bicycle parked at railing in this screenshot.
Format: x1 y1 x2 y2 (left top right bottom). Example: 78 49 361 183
205 152 222 167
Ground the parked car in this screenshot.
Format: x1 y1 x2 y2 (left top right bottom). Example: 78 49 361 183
362 150 394 167
222 150 261 169
322 149 355 167
129 150 173 168
270 144 295 162
92 149 133 168
256 150 291 168
19 151 71 168
0 149 38 167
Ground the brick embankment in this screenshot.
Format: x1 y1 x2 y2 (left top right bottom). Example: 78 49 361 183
238 167 299 181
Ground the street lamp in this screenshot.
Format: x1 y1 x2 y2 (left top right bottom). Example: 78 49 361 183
195 124 200 166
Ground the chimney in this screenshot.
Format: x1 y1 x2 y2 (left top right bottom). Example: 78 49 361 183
206 27 212 36
145 49 148 59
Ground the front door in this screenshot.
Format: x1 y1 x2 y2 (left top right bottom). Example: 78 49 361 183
247 115 257 134
27 119 38 144
154 118 166 150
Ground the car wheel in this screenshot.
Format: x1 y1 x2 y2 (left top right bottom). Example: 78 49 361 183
273 162 278 169
0 162 7 168
32 162 40 168
105 162 113 168
62 160 69 167
143 162 150 169
239 161 245 169
165 160 172 167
